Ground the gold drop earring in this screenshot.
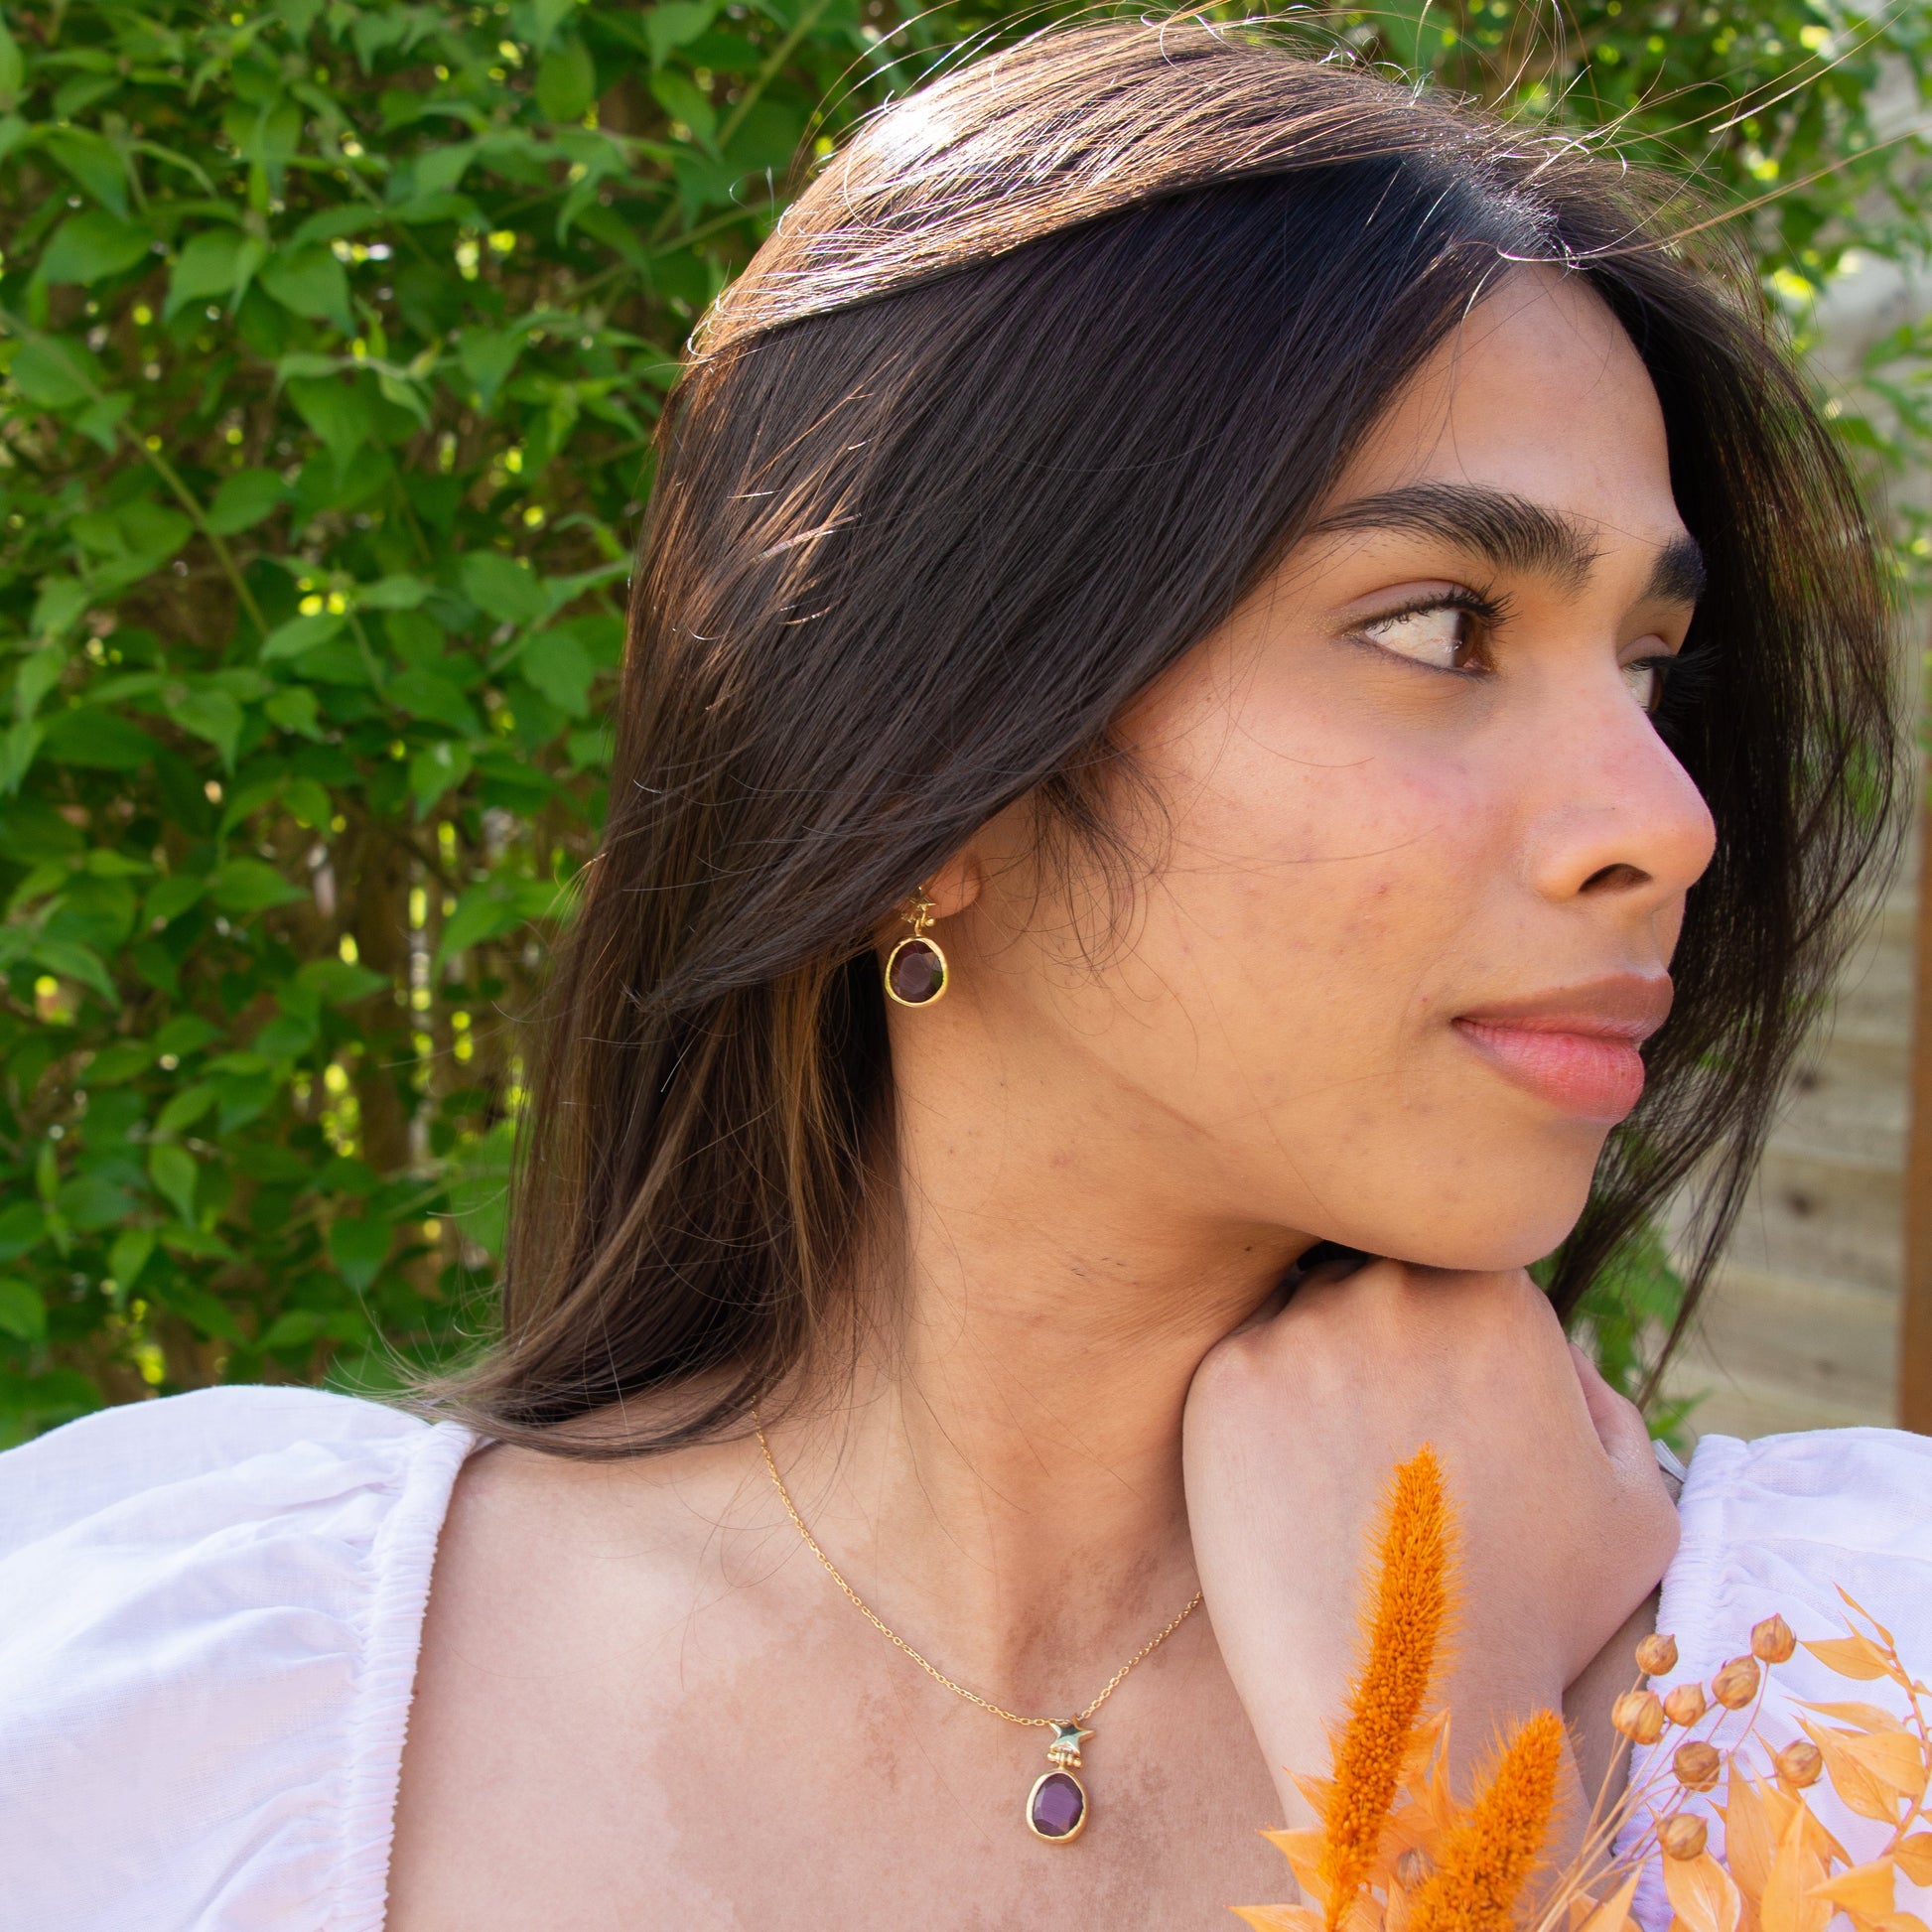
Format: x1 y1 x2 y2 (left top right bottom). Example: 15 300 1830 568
884 885 949 1007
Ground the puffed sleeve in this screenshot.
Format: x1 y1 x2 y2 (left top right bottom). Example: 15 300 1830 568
0 1385 475 1932
1614 1427 1932 1930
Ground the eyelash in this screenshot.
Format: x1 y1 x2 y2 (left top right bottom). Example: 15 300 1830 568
1348 588 1704 721
1346 587 1509 674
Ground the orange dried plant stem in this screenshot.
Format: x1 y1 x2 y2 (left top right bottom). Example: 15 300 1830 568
1407 1709 1566 1932
1318 1445 1453 1930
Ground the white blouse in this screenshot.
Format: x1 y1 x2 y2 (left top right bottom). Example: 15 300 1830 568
0 1385 1927 1931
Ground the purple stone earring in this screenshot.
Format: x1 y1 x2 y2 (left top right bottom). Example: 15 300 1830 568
884 885 949 1008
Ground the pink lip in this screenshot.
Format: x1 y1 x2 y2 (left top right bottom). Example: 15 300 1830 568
1451 976 1673 1123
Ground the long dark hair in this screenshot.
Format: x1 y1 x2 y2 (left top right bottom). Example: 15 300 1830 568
436 20 1897 1451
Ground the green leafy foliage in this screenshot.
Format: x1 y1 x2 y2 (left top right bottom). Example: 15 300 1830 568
0 0 1924 1444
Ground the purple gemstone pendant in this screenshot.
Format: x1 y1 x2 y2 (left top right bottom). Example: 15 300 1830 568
1027 1770 1088 1842
885 934 947 1007
1027 1722 1095 1842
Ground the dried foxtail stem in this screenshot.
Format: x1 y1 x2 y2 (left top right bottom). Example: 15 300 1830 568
1316 1447 1454 1931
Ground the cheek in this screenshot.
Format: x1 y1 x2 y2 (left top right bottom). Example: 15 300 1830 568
1167 715 1500 982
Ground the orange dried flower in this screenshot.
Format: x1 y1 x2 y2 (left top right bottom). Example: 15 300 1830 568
1395 1850 1433 1889
1662 1684 1707 1728
1659 1815 1709 1861
1612 1691 1665 1745
1673 1740 1722 1792
1750 1615 1795 1665
1406 1710 1565 1932
1711 1656 1760 1710
1317 1447 1452 1931
1773 1740 1823 1790
1634 1632 1679 1678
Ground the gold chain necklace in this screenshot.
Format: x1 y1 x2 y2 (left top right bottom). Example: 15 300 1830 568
755 1418 1203 1844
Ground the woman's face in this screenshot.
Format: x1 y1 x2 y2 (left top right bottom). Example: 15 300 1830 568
950 266 1716 1270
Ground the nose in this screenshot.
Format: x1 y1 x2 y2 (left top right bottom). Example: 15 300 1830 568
1522 679 1718 914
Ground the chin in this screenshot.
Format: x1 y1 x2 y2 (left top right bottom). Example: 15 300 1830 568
1329 1165 1595 1276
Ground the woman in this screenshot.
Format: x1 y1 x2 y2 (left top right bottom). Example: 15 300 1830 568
2 21 1926 1931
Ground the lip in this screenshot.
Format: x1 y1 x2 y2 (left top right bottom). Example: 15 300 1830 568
1451 975 1673 1123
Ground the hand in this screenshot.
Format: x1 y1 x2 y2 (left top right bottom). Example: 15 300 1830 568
1182 1261 1678 1819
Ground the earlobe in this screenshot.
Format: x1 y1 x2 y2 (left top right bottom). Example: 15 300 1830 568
923 850 982 920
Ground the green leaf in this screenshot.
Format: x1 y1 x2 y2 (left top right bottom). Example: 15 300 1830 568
168 689 245 770
527 0 580 52
259 246 352 332
456 326 522 411
40 211 154 285
447 1116 516 1260
210 858 306 914
154 1084 218 1137
0 1280 45 1343
296 956 387 1005
537 36 599 122
144 873 207 925
264 687 324 739
44 127 130 216
148 1142 199 1224
389 667 482 735
517 626 598 716
39 709 156 770
286 373 374 470
85 1039 156 1084
436 875 556 966
32 938 118 1004
260 612 345 660
165 227 262 319
329 1213 392 1292
459 551 549 624
11 338 98 410
207 469 289 535
410 739 474 814
0 721 44 795
254 1011 318 1059
355 573 431 611
647 1 717 66
649 69 716 145
155 1282 247 1342
259 1309 330 1351
0 1204 43 1264
59 1173 135 1229
13 645 68 721
153 1017 220 1058
107 1227 156 1291
0 20 22 112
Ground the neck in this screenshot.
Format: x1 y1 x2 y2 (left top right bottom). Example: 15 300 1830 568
762 1006 1311 1712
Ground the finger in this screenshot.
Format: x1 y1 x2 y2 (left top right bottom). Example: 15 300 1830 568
1567 1341 1656 1472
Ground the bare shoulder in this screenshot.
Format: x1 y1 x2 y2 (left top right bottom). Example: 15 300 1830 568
389 1413 780 1932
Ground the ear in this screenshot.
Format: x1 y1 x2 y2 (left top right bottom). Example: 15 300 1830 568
921 849 983 921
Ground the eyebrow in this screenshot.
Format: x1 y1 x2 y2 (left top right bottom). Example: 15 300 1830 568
1311 482 1706 606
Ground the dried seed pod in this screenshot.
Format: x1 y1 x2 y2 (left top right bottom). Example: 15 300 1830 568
1750 1614 1796 1664
1660 1814 1710 1861
1634 1633 1680 1678
1712 1655 1760 1710
1612 1690 1667 1744
1673 1740 1723 1791
1395 1849 1433 1889
1774 1740 1823 1790
1662 1683 1707 1727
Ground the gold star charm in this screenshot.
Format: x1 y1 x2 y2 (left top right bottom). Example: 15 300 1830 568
1046 1721 1096 1769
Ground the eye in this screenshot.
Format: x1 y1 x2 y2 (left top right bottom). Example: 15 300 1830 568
1356 602 1481 671
1621 647 1677 715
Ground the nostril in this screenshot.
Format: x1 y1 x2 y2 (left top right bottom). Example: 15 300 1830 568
1581 862 1649 894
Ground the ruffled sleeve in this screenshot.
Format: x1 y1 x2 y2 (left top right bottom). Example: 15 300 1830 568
1614 1427 1932 1930
0 1385 475 1932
